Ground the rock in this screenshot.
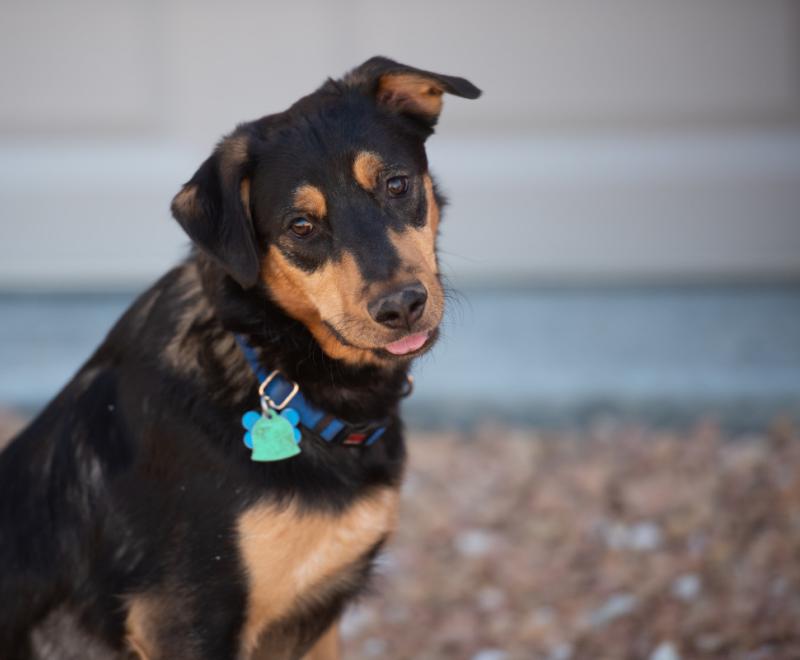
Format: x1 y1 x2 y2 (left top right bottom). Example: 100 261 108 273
604 521 662 551
671 573 701 601
547 643 573 660
584 593 639 628
340 606 375 640
471 650 508 660
362 637 387 657
476 586 506 611
454 529 497 557
649 641 681 660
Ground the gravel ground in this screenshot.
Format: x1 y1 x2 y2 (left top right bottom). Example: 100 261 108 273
2 412 799 659
341 420 800 660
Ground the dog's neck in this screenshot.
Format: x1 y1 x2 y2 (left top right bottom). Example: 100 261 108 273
195 254 410 423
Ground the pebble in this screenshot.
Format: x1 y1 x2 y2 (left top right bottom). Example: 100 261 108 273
472 650 508 660
476 586 506 611
605 521 662 551
547 643 573 660
362 637 386 657
649 641 681 660
671 573 701 601
340 606 374 639
455 529 497 557
585 593 638 628
530 606 555 627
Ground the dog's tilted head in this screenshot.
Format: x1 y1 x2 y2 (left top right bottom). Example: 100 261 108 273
171 57 480 367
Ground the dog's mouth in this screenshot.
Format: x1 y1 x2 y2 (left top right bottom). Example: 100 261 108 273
384 331 431 356
377 327 438 360
323 321 440 361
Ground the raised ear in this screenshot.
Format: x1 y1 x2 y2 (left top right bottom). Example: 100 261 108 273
171 134 260 289
344 56 481 128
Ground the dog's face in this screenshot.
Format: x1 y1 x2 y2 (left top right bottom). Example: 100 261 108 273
172 57 480 366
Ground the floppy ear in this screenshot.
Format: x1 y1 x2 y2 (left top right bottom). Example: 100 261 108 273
171 134 260 289
345 56 481 129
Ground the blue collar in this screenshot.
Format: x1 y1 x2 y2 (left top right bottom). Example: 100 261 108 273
235 335 389 446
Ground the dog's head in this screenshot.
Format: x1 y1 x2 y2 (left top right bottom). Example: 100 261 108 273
172 57 480 366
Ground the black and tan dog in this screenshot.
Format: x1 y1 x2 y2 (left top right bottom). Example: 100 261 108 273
0 57 479 659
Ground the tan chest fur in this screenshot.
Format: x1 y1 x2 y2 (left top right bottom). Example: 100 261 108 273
237 488 400 656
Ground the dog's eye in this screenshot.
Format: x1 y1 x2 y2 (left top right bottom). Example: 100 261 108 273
290 217 314 237
386 176 409 197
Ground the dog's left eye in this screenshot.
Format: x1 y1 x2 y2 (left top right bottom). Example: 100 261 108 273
290 217 315 237
386 176 409 197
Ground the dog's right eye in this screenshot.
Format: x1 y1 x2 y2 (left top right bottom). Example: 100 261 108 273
386 175 409 197
290 217 315 238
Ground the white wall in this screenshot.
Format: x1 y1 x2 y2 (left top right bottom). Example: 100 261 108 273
1 0 799 287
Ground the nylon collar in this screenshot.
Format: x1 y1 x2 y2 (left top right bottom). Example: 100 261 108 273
235 334 390 446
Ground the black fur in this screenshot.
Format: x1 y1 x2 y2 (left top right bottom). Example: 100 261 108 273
0 57 479 659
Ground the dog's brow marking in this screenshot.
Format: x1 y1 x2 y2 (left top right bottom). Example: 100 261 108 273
237 489 399 656
293 184 327 218
353 151 383 191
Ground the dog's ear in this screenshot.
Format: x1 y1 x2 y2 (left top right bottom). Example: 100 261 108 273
345 56 481 129
171 134 259 289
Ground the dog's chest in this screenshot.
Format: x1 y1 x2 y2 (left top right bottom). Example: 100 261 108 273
236 488 399 655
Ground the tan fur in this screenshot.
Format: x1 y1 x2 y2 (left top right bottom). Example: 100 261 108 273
422 174 440 235
389 178 439 276
238 489 399 657
293 184 327 218
172 135 249 224
262 173 443 364
241 178 252 218
263 247 385 365
221 134 249 170
377 73 445 118
125 595 158 660
302 623 340 660
352 151 383 191
387 175 443 322
172 184 198 220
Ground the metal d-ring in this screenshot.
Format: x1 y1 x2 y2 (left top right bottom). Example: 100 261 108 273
258 370 300 411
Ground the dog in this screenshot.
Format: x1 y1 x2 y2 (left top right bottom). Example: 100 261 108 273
0 56 480 659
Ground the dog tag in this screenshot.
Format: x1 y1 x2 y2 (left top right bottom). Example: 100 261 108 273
250 413 301 462
241 408 302 462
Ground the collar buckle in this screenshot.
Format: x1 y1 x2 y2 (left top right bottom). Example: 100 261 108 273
258 370 300 411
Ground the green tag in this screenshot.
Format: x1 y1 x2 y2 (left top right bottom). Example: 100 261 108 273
250 412 301 462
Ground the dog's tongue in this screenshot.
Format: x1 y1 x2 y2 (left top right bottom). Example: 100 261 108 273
385 332 429 356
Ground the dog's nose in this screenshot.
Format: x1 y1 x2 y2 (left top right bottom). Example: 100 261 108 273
368 283 428 330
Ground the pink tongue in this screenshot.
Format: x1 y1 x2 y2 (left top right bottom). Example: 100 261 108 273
385 332 429 356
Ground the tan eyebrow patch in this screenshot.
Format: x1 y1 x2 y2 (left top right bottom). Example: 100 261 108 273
293 184 327 218
352 151 384 191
